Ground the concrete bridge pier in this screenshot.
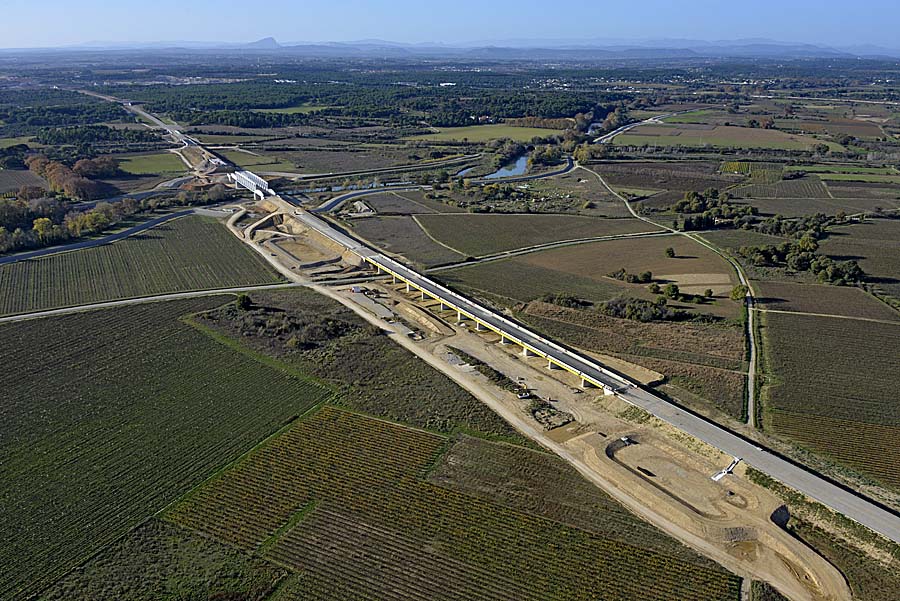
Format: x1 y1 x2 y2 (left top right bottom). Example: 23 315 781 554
475 322 488 332
522 347 538 357
499 336 511 345
405 283 411 293
581 378 599 389
457 311 467 324
421 290 427 301
440 302 449 311
548 359 561 370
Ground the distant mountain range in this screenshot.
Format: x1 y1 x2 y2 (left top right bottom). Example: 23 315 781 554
9 37 900 60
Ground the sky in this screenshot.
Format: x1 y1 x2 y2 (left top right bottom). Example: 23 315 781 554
2 0 897 49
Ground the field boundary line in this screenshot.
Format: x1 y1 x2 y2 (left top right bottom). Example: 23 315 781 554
427 230 673 272
158 403 332 519
388 190 442 214
753 307 900 325
410 214 471 256
0 283 303 324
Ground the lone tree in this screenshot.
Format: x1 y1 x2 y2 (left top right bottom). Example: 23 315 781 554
704 288 714 298
730 284 749 302
235 294 252 311
665 247 676 258
663 283 680 299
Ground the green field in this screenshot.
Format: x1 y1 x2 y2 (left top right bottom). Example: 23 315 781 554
166 406 741 601
408 124 564 143
0 216 283 316
760 312 900 490
117 152 187 175
615 124 843 151
0 298 332 600
415 214 656 256
0 136 38 149
40 519 286 600
784 164 899 175
813 173 900 184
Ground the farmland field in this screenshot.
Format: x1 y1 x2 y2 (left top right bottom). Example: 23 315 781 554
825 182 900 200
0 298 332 600
0 136 38 148
522 302 747 418
821 218 900 300
754 281 900 321
731 176 830 199
0 169 45 193
439 234 737 310
415 213 656 256
0 215 283 316
408 124 564 142
39 520 286 600
116 152 186 175
594 161 739 195
739 195 900 218
217 149 298 172
344 215 466 265
614 124 842 151
167 406 741 601
363 191 441 214
198 287 526 443
760 312 900 490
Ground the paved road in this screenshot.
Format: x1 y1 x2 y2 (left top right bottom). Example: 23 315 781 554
593 114 674 144
578 163 761 427
287 202 900 545
311 157 575 214
312 186 430 213
0 283 302 325
0 210 194 266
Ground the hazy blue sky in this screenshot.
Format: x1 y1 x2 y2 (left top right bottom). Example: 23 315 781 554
2 0 897 49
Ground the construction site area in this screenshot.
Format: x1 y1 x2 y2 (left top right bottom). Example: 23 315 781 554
222 191 851 601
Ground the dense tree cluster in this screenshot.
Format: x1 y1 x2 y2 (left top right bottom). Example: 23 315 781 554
0 184 232 254
595 297 690 322
674 189 757 230
607 268 653 284
35 125 163 151
528 144 564 167
24 155 107 200
738 240 864 285
120 81 607 127
0 101 126 133
0 196 137 253
0 143 30 169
